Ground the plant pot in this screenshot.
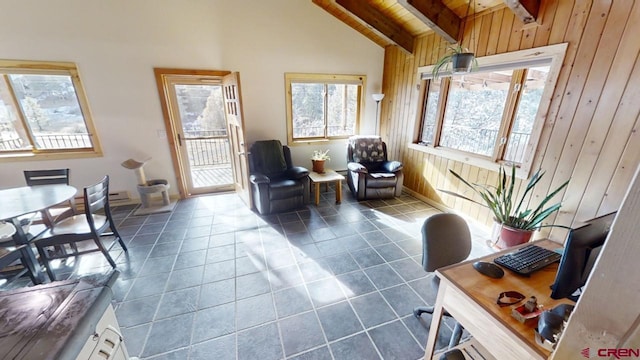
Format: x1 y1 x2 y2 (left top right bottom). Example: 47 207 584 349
312 159 325 173
452 53 475 74
498 224 534 249
490 219 501 246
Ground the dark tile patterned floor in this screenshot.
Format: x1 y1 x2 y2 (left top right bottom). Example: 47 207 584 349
10 186 493 359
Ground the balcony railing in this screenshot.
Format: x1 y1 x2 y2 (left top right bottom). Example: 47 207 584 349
0 138 24 151
293 125 355 139
1 127 529 169
422 125 531 163
184 130 231 167
504 131 530 163
0 130 231 167
35 134 92 149
0 133 92 151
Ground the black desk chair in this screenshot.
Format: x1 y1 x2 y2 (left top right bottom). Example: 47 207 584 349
24 169 76 225
413 213 472 349
33 176 127 281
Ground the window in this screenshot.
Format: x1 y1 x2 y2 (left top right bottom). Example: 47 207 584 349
285 73 364 144
0 60 101 158
414 44 567 177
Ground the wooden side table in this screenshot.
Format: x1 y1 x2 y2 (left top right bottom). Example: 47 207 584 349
308 169 345 205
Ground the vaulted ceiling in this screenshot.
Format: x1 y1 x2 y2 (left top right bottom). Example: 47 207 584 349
312 0 540 53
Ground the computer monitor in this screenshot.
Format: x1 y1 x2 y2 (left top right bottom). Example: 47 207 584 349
550 211 617 301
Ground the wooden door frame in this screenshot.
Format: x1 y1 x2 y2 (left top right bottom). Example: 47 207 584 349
153 68 231 198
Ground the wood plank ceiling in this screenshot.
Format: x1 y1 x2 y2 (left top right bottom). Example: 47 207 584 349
312 0 539 53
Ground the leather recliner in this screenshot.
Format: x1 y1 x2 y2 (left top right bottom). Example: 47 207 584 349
346 135 404 201
249 140 310 215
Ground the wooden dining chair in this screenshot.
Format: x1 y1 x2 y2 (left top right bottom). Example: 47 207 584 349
33 175 128 281
0 245 41 286
23 169 76 225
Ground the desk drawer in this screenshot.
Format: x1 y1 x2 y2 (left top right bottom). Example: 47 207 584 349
442 283 546 360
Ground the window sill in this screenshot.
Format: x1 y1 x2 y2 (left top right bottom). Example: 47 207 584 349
0 150 103 162
288 138 349 147
408 143 531 179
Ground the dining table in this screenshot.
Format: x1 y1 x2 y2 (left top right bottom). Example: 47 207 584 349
0 184 77 284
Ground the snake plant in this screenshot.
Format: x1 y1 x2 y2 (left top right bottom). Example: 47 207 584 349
442 166 569 231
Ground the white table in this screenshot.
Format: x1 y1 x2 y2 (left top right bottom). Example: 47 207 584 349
0 185 77 283
308 169 345 205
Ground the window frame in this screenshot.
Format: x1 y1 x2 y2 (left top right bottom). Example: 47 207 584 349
285 73 365 145
412 44 567 179
0 59 102 161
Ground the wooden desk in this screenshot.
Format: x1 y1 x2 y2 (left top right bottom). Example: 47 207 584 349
0 185 77 283
308 169 345 205
424 240 574 360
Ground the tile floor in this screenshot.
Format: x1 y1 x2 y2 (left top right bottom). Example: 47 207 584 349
15 186 495 360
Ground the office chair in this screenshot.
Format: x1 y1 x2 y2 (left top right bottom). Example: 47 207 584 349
413 213 472 349
33 176 127 281
24 168 76 225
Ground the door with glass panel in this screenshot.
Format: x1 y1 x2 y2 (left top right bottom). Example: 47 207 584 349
161 74 234 196
221 72 251 208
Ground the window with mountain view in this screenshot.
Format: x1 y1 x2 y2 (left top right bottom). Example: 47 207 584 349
285 73 363 143
0 60 101 157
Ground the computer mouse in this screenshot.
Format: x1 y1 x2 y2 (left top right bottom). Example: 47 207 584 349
473 261 505 279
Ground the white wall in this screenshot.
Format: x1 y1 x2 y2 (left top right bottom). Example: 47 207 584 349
0 0 384 198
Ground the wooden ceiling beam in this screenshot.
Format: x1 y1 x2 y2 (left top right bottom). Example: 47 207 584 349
397 0 461 44
503 0 540 24
335 0 415 54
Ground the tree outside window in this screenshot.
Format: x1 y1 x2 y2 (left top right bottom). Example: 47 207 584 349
0 60 100 157
419 66 549 165
285 73 363 144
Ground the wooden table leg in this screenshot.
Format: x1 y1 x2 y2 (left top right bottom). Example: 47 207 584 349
336 180 342 204
424 281 447 360
314 182 321 205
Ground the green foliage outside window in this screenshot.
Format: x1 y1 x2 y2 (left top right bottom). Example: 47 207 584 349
286 73 363 143
0 65 98 154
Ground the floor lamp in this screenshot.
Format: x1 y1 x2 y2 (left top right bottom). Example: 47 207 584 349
372 93 385 135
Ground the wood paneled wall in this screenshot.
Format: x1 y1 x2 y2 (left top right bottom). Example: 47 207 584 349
380 1 640 242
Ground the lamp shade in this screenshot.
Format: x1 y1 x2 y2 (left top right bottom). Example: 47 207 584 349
372 93 385 102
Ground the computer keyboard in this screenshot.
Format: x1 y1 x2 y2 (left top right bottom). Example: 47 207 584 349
493 244 561 275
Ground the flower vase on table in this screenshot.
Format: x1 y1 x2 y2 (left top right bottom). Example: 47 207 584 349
312 160 325 173
311 149 330 174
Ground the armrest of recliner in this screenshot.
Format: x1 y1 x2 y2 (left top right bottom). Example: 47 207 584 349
284 166 309 180
250 173 270 185
382 161 403 173
347 162 368 173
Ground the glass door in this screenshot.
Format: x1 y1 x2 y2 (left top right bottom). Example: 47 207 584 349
165 77 234 195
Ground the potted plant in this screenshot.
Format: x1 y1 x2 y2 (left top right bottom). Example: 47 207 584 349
432 45 477 79
311 149 330 173
443 166 570 248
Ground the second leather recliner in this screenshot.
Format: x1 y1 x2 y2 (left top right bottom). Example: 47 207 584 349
346 135 404 201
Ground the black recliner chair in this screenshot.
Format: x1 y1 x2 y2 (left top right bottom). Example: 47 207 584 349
346 135 404 200
249 140 310 215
